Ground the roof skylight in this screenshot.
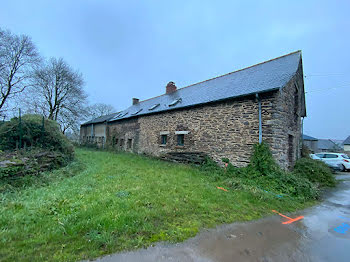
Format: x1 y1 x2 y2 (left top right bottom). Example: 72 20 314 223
168 98 182 107
131 109 143 115
149 103 160 111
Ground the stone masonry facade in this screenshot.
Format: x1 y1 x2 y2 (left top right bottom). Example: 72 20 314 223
81 52 305 169
106 62 304 169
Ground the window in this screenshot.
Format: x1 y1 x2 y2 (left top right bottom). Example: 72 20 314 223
342 154 350 159
111 113 122 121
169 98 182 107
325 154 338 158
316 153 325 158
149 103 160 110
127 139 132 149
131 109 143 115
161 135 167 145
177 134 184 146
120 139 124 147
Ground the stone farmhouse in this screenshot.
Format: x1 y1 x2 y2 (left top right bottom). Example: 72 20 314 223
80 51 306 169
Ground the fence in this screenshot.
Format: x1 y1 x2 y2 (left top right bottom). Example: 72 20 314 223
0 109 46 150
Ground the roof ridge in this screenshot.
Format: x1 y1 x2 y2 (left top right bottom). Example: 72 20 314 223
137 50 301 104
81 111 121 125
176 50 302 91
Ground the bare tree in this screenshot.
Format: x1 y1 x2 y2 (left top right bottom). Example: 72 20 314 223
0 28 40 115
29 57 87 133
87 103 116 119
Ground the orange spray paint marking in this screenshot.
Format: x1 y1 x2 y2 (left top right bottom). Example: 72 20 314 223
272 210 304 224
217 187 228 192
282 216 304 224
272 210 292 220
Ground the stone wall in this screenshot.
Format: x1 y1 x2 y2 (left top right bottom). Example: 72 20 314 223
107 92 279 167
107 118 140 152
268 61 304 169
104 66 304 169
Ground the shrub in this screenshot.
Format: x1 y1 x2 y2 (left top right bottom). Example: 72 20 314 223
0 114 74 157
0 115 74 179
248 142 279 176
293 158 336 187
221 158 230 164
301 144 311 158
201 142 320 200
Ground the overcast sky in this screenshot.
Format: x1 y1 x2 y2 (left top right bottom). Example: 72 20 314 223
1 0 349 139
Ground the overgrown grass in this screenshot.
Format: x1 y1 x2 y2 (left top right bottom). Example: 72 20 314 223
204 143 322 201
0 148 315 261
293 157 336 187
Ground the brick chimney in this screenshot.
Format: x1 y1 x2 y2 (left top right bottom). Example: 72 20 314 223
166 81 177 94
132 98 139 105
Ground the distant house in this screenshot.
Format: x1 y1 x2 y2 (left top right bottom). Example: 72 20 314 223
302 134 318 153
302 134 344 153
343 136 350 152
80 113 119 147
317 139 343 152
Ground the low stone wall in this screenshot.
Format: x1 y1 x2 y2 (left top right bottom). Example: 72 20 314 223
160 152 208 165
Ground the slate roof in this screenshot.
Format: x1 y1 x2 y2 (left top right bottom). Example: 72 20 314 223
109 51 302 122
81 112 119 126
343 135 350 145
318 139 343 150
302 134 318 141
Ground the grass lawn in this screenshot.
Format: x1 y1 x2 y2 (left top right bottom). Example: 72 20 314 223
0 148 314 261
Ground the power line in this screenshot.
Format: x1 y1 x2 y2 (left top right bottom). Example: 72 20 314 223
306 85 349 94
305 73 346 78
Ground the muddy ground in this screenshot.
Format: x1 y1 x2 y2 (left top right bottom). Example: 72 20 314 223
92 173 350 262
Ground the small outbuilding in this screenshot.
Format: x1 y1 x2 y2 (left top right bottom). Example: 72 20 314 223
302 134 318 153
80 113 119 148
343 136 350 152
317 139 343 153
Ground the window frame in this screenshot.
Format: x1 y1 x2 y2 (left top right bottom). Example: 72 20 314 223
177 134 185 146
161 134 167 145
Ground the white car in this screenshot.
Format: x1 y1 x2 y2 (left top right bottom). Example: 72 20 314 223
310 152 350 171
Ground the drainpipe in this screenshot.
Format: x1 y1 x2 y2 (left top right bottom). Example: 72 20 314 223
300 116 304 158
256 93 262 144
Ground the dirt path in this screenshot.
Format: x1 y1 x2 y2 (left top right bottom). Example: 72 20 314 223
92 173 350 262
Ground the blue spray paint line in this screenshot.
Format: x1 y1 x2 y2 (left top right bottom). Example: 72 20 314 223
334 223 350 234
264 190 283 198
